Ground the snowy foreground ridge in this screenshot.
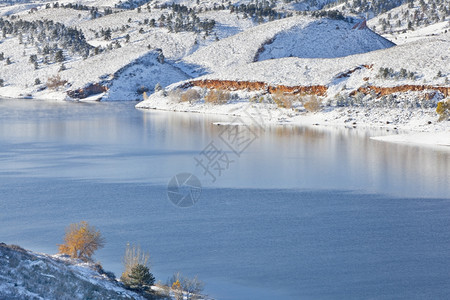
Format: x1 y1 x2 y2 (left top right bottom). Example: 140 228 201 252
0 243 210 300
0 243 144 300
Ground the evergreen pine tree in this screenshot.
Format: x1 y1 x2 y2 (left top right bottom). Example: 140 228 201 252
104 28 112 41
55 50 64 62
127 264 155 289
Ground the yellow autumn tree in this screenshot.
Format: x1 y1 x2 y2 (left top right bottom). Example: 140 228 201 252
58 221 105 260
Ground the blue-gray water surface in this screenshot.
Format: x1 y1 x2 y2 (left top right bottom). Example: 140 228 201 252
0 99 449 299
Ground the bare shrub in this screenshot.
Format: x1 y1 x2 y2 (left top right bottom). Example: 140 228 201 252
250 95 264 103
436 99 449 121
167 272 204 300
271 90 298 108
204 89 230 104
46 74 67 90
168 88 182 101
180 89 201 103
153 282 171 298
303 95 321 112
121 243 150 281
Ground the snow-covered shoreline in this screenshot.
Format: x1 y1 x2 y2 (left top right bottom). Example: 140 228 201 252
136 92 450 150
370 132 450 148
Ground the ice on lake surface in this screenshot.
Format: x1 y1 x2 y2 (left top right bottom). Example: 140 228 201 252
0 99 449 299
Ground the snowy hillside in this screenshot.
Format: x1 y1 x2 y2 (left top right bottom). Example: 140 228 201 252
324 0 450 42
257 18 395 61
192 35 449 88
0 243 144 300
106 51 189 101
367 0 450 45
184 15 395 73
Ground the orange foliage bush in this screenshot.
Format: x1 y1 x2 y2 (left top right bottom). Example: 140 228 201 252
58 221 105 260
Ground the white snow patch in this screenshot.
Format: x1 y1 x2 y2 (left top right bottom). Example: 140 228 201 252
371 131 450 148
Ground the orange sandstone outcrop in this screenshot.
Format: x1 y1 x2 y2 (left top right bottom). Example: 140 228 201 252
182 79 448 100
183 79 328 96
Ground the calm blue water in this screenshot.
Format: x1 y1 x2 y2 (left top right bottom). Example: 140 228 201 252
0 99 449 299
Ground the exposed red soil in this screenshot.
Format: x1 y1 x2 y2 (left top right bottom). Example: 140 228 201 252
183 79 449 100
183 79 328 96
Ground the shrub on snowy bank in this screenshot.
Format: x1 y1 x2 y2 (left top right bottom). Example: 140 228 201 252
180 89 202 103
436 99 449 121
271 90 296 109
158 272 205 300
205 89 231 104
303 95 322 112
46 74 68 90
270 90 322 112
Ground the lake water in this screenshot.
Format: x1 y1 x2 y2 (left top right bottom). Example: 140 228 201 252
0 98 449 299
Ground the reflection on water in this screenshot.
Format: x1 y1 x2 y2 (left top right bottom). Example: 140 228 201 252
0 99 449 299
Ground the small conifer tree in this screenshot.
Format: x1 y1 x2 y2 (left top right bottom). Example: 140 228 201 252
55 50 64 62
128 264 155 289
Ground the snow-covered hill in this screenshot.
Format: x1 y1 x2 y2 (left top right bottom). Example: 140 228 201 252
325 0 450 41
257 18 395 61
367 0 450 45
184 16 395 73
0 243 144 300
107 51 189 101
193 35 449 88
